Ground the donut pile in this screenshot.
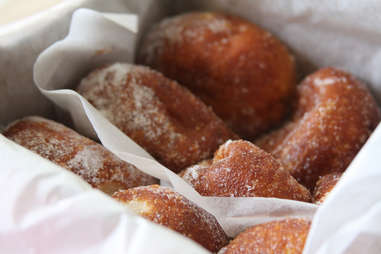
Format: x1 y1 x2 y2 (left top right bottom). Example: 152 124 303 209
4 11 380 253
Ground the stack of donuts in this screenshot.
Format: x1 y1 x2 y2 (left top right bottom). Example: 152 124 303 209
4 11 380 253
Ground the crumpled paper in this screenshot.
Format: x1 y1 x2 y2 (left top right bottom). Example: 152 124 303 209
1 0 381 253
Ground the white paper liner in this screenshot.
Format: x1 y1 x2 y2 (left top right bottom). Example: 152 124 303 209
1 0 381 253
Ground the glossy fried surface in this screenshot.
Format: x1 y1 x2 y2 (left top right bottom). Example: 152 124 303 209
138 12 296 140
3 116 157 195
313 172 341 204
77 63 237 172
181 140 311 202
113 185 229 252
257 68 380 189
219 218 310 254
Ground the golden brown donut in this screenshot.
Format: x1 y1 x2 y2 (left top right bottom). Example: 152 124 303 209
137 12 296 140
313 172 342 204
256 67 381 189
112 185 229 252
180 140 311 202
77 63 237 172
3 116 157 195
218 218 310 254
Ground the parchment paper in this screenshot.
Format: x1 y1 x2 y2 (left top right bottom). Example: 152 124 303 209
1 0 381 253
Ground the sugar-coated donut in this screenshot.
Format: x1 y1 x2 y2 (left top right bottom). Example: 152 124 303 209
77 63 237 172
218 218 310 254
180 140 311 202
256 68 380 189
138 12 296 140
112 185 229 252
313 172 341 204
3 116 157 195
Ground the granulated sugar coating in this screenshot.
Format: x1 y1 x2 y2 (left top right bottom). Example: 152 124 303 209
313 172 342 204
112 185 229 252
180 140 311 202
218 218 310 254
256 67 381 190
180 159 212 183
77 63 237 172
137 12 296 140
3 116 157 195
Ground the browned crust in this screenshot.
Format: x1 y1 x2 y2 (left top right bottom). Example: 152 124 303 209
3 116 157 195
138 12 296 140
77 63 237 172
181 140 311 202
219 218 311 254
313 172 342 204
257 67 381 189
113 185 229 252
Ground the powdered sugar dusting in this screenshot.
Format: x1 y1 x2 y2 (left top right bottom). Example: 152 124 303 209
77 63 235 171
219 218 310 253
115 185 228 252
314 77 336 86
181 159 212 186
182 164 202 183
182 140 311 201
67 145 104 184
125 200 153 214
206 15 230 33
5 116 78 161
99 63 130 86
78 63 181 146
257 68 381 189
190 166 199 179
139 12 233 65
129 81 180 143
3 116 156 193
